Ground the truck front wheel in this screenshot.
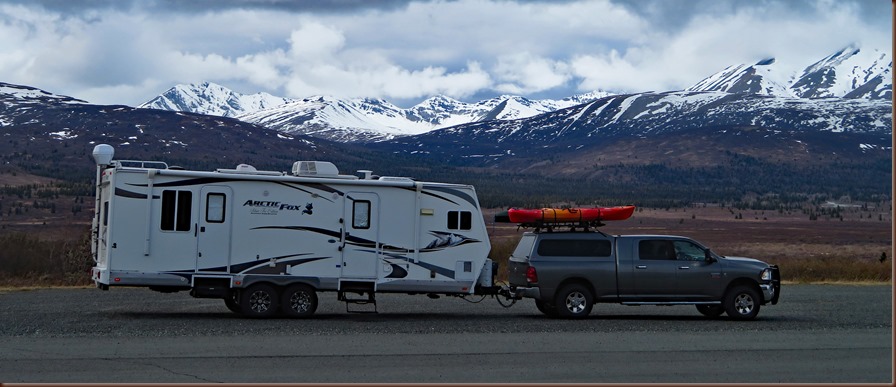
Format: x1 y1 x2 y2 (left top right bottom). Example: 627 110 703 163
241 283 279 318
554 284 593 319
724 285 761 320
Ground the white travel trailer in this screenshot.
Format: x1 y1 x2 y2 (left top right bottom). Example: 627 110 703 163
89 144 498 317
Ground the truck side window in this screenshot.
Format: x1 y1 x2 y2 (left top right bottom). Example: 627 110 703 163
448 211 472 230
673 241 707 261
161 190 192 232
639 240 675 260
537 239 612 257
352 200 371 229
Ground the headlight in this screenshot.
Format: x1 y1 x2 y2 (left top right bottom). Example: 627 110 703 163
760 268 772 281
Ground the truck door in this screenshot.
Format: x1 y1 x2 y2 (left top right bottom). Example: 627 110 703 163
340 192 379 279
673 239 724 299
196 186 232 272
631 239 679 299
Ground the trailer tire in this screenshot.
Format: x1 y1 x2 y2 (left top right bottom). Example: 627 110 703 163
554 283 593 319
241 283 279 318
224 291 242 314
281 284 318 318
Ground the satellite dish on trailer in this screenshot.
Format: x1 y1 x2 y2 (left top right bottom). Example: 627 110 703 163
92 144 114 165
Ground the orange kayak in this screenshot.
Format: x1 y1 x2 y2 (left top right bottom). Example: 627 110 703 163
505 205 635 224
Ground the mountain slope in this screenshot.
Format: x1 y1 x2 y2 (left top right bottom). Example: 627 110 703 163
789 45 891 99
687 58 795 97
376 90 891 167
139 82 292 118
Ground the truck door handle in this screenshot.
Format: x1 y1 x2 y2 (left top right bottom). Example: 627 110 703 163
636 265 647 269
679 266 690 270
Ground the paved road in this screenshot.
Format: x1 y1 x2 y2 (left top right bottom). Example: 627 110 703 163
0 284 891 383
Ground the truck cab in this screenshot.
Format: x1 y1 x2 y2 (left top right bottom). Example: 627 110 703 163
507 231 780 320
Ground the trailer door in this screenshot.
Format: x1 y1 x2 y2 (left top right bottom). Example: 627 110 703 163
196 186 232 272
341 192 379 279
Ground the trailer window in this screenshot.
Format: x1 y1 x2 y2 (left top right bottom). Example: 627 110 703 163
448 211 472 230
352 200 370 229
161 190 192 232
206 193 226 223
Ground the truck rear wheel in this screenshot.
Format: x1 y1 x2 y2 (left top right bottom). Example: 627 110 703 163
554 284 593 319
241 283 279 318
724 285 761 320
281 284 318 318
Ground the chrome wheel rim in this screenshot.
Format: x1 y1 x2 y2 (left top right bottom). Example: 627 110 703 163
734 293 754 315
249 290 272 313
290 291 311 313
565 291 587 314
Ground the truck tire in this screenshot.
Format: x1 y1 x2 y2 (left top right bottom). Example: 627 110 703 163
281 284 318 318
554 284 593 319
696 304 725 318
535 300 559 318
241 283 279 318
724 285 761 320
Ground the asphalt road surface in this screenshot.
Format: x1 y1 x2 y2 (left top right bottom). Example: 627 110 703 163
0 284 891 383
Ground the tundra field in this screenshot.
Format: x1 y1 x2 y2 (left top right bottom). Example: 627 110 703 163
0 195 891 286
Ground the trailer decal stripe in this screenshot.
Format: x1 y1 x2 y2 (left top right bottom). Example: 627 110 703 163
423 186 478 208
275 182 338 202
128 177 234 187
115 188 159 199
414 260 455 279
398 187 458 205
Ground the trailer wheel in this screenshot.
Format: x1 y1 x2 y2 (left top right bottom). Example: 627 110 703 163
224 291 242 314
281 284 318 318
241 283 279 318
535 300 558 318
554 283 593 319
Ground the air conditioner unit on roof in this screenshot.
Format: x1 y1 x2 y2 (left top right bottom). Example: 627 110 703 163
292 161 340 177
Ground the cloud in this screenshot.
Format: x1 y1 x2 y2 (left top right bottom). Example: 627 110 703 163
0 0 890 106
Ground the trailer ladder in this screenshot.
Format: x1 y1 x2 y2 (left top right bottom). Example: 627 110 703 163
338 280 377 313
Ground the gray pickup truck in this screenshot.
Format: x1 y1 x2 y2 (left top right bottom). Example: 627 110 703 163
507 231 780 320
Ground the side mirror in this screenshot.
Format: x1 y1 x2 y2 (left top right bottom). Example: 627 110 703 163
704 249 715 263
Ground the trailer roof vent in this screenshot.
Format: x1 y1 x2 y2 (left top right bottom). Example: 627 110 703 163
293 161 339 177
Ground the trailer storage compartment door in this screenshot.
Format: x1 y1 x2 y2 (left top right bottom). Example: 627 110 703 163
341 192 379 279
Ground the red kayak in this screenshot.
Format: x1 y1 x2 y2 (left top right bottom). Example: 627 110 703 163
506 205 635 224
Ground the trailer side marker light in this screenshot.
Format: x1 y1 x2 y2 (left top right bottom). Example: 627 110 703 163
462 287 468 291
235 281 242 285
114 278 121 282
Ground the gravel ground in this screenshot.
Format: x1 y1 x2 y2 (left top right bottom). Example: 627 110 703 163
1 284 891 337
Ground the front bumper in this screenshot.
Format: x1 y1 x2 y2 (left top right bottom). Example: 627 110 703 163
761 265 781 305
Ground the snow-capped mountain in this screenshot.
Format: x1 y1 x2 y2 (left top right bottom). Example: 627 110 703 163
378 90 891 165
236 92 610 142
139 82 292 118
0 82 88 127
687 58 795 97
690 45 892 100
791 45 892 99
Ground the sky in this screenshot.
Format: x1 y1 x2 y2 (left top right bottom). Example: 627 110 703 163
0 0 891 107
